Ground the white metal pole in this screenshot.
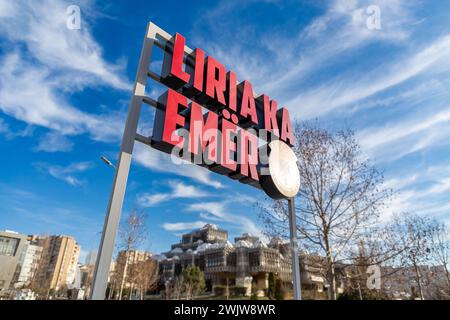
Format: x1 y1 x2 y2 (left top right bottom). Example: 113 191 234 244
288 197 302 300
89 22 156 300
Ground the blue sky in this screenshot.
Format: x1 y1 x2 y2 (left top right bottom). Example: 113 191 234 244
1 0 450 261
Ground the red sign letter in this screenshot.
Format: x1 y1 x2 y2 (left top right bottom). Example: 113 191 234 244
263 95 279 135
239 130 259 182
189 102 219 164
206 56 227 107
239 81 258 126
227 71 237 112
278 108 294 146
193 48 205 92
221 118 237 172
161 33 190 89
162 89 188 146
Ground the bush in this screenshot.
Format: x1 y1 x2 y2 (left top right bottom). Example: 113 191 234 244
337 289 388 300
183 265 206 298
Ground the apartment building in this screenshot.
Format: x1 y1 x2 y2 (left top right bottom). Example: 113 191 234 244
14 236 43 288
33 235 80 290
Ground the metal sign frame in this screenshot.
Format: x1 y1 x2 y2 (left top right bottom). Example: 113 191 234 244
89 22 301 300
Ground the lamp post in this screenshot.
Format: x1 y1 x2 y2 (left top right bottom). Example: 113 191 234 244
88 156 117 300
259 140 302 300
89 22 156 301
288 197 301 300
89 156 119 300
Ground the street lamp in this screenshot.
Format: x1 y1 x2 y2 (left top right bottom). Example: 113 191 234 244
259 140 302 300
101 156 116 169
89 155 117 300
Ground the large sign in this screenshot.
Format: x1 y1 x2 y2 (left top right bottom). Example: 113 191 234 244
90 23 301 300
150 33 299 199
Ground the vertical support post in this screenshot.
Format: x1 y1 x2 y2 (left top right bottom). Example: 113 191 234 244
89 22 156 300
288 197 302 300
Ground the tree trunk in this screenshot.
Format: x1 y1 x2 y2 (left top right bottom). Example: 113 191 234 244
108 283 114 300
226 277 229 300
328 263 337 300
129 283 134 300
118 251 129 300
445 266 450 292
324 236 337 300
357 281 363 300
413 263 424 300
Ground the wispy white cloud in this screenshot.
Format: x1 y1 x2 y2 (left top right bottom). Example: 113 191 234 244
162 221 208 232
381 164 450 221
0 118 7 132
0 117 34 140
0 184 99 250
137 180 209 207
262 0 414 95
0 0 15 17
358 108 450 161
0 0 130 90
195 0 416 99
35 131 74 152
0 0 130 143
0 184 37 203
187 201 263 238
289 35 450 119
0 53 127 142
34 161 94 186
133 143 225 189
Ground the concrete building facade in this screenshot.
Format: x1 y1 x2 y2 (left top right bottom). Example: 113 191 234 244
0 231 28 293
158 224 293 297
14 238 43 288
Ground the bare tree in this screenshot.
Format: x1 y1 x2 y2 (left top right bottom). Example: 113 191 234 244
259 122 391 300
430 220 450 294
116 208 147 300
28 234 52 299
386 213 438 300
128 259 159 300
107 262 121 300
167 275 185 300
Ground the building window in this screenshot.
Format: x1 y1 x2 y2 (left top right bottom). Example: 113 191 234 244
249 252 260 267
182 236 191 244
226 253 236 266
0 236 19 257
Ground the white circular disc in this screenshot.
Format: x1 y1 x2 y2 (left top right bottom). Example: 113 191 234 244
267 140 300 198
